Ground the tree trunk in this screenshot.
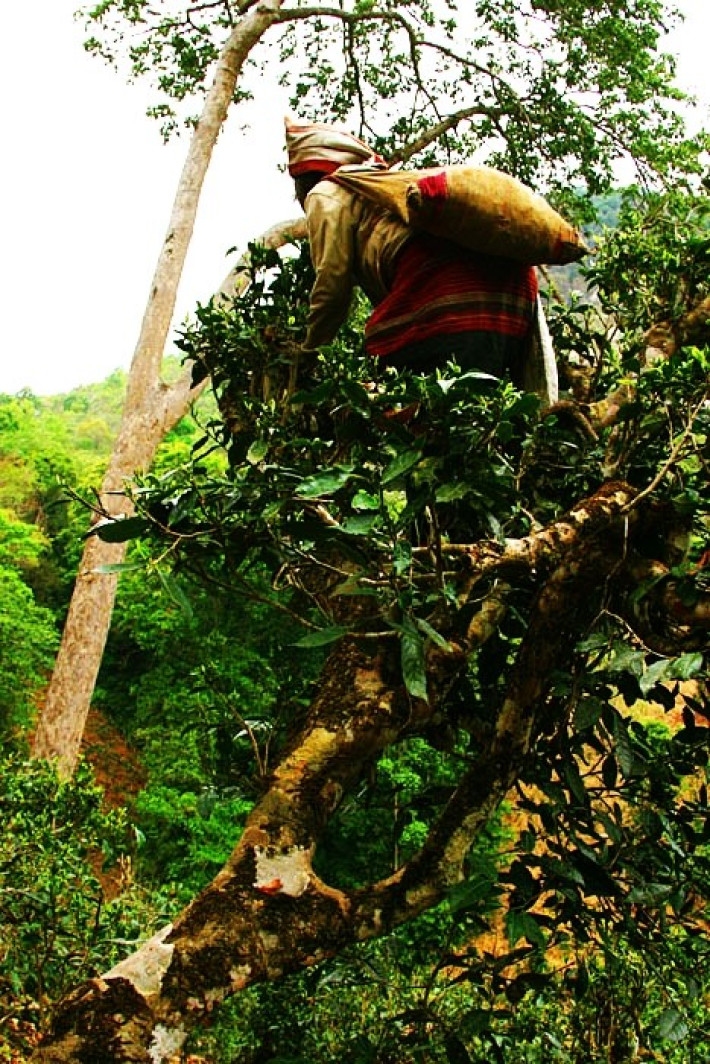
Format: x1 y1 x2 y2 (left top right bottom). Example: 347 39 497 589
32 1 286 777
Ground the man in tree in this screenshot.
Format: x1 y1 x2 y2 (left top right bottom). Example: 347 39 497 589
286 118 559 402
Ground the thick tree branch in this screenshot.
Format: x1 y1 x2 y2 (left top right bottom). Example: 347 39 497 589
644 293 710 363
618 557 710 655
33 481 666 1062
392 105 508 165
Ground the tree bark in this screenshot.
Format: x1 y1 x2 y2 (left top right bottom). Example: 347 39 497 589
32 2 288 777
644 293 710 363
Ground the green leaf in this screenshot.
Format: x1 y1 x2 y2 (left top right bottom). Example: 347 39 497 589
640 658 672 695
508 392 541 418
382 447 423 485
413 616 453 652
505 910 545 949
296 468 353 498
562 759 588 805
576 631 612 653
94 561 148 574
246 438 268 464
447 875 496 915
573 697 604 731
668 652 704 681
393 539 412 577
607 643 645 677
262 499 285 520
601 753 618 788
156 569 193 618
294 625 348 648
627 882 673 905
341 514 377 536
401 627 428 702
435 481 470 503
332 575 378 598
90 516 151 543
351 490 380 511
612 715 636 778
657 1008 690 1042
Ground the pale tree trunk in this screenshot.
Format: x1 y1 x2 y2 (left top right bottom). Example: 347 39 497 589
32 0 287 777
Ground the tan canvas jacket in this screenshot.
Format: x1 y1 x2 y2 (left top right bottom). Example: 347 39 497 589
303 180 411 351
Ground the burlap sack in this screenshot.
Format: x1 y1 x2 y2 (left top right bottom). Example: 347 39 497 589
330 164 588 266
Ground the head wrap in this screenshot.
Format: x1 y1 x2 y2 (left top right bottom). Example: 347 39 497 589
285 117 387 176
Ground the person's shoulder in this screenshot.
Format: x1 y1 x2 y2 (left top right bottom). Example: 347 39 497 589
305 180 363 228
306 180 354 207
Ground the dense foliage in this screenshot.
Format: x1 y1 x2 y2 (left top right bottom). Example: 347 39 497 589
2 185 710 1060
2 200 709 1064
0 757 160 1052
90 194 710 1058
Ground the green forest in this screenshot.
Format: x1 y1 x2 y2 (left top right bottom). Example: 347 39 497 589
2 1 710 1062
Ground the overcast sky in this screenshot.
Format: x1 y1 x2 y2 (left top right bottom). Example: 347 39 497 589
1 1 708 397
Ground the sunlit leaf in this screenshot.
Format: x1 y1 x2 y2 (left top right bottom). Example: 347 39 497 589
246 438 268 464
657 1008 690 1042
351 490 380 511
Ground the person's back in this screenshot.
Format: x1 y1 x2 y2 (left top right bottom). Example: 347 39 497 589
301 178 412 350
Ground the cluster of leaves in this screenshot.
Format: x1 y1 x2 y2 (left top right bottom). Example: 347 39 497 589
111 362 546 698
96 561 321 901
0 757 163 1050
173 642 710 1062
587 188 710 341
98 239 709 699
0 567 58 736
0 378 207 739
187 882 710 1062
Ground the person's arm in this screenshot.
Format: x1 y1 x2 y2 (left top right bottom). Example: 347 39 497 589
303 188 356 351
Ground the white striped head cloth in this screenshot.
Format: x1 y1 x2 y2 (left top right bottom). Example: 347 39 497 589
285 117 386 176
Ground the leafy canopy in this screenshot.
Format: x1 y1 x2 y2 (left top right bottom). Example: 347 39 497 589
80 0 708 199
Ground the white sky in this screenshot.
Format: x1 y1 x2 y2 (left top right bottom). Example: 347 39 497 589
0 0 708 397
